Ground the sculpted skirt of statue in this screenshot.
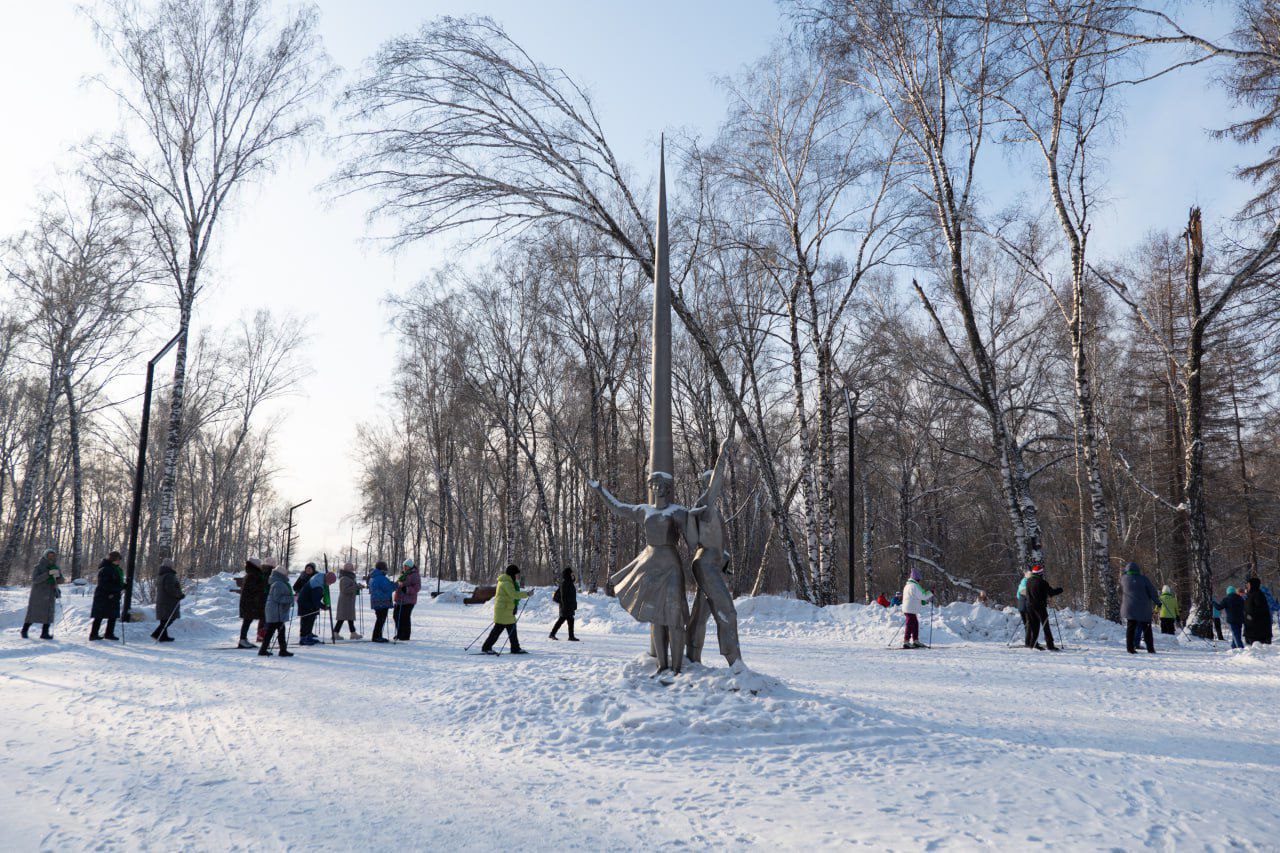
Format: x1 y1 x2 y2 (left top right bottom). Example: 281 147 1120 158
611 538 688 628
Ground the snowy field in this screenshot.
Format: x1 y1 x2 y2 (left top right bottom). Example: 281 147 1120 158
1 576 1277 851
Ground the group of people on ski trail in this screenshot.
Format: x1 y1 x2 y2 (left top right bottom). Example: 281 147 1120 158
1117 562 1275 653
474 564 580 655
236 557 422 656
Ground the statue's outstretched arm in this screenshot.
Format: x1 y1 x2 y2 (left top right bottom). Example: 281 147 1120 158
587 479 644 523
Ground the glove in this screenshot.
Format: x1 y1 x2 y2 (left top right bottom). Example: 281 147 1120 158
49 569 59 577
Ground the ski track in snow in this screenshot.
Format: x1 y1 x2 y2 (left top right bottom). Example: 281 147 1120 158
0 579 1277 851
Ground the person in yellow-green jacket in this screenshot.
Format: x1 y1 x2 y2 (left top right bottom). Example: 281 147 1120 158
481 565 532 655
1158 585 1180 635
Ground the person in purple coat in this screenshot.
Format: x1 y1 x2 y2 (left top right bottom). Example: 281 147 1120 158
394 558 422 641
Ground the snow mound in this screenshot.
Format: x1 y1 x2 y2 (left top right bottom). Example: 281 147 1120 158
435 654 918 759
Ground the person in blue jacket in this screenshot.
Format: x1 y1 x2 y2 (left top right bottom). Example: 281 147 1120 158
1119 562 1160 655
368 562 397 644
1016 569 1031 629
1264 584 1280 634
297 565 327 646
1215 587 1247 649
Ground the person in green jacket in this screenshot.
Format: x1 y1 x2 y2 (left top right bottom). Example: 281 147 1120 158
1158 585 1179 635
481 565 531 655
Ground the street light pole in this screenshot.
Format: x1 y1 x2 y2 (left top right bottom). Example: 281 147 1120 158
284 499 312 573
844 388 858 605
121 331 183 632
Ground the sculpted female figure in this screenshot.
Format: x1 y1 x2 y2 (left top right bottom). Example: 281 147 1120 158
588 472 693 674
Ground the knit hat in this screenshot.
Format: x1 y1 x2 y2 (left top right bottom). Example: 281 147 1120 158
1226 586 1237 595
908 567 921 581
1161 585 1172 594
506 564 521 576
1124 561 1140 573
1030 565 1044 574
247 557 262 568
342 562 355 572
403 558 415 569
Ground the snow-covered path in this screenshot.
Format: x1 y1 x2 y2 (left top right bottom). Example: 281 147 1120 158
1 582 1276 851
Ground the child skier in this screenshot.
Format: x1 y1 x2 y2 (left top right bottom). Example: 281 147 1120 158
1158 585 1179 635
259 564 295 657
482 565 531 655
368 562 396 643
901 568 932 649
334 563 362 639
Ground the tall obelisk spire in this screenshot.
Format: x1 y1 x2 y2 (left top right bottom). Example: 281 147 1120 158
649 136 674 480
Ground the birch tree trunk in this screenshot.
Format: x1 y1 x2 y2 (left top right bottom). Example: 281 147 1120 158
62 374 84 580
0 360 62 582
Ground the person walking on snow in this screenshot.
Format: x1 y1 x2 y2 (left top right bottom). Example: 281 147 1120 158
901 568 932 649
151 562 184 642
1215 586 1246 649
394 559 421 641
482 564 530 655
1210 598 1226 642
259 564 295 657
1158 586 1179 635
367 562 396 643
237 557 269 649
334 563 362 639
296 564 325 645
1016 570 1031 629
1023 564 1063 651
1120 562 1160 654
21 548 64 640
1243 577 1273 645
89 551 125 641
549 566 579 641
1263 584 1280 634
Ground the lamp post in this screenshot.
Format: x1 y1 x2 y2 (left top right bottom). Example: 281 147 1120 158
844 388 858 605
283 499 312 572
121 332 183 632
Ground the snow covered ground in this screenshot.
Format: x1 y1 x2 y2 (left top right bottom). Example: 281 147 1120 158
1 575 1277 851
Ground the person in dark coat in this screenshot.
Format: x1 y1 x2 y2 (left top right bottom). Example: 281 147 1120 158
296 563 324 645
237 557 268 648
89 551 125 641
1023 564 1063 650
22 548 64 639
1215 586 1247 649
368 562 396 643
1243 577 1273 645
549 566 579 641
151 562 184 642
1119 561 1160 654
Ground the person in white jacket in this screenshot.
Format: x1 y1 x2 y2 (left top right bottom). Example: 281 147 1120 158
901 568 933 649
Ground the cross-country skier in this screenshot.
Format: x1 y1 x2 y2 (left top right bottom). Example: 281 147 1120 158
1023 564 1063 651
1120 562 1160 654
152 562 184 642
1243 578 1273 645
259 563 295 657
549 566 579 641
89 551 124 641
1016 569 1031 629
1158 586 1179 635
21 548 63 640
901 568 932 649
368 562 396 643
334 563 362 639
394 558 421 641
482 564 530 655
237 557 269 649
1214 587 1246 649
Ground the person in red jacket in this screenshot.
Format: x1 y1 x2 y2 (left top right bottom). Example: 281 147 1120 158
875 593 891 608
394 558 422 641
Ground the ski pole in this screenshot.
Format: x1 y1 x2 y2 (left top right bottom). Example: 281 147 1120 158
464 620 494 652
392 603 400 644
883 616 901 649
927 600 935 649
1050 607 1066 650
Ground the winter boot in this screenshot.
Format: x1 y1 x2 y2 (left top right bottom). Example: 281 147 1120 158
549 632 559 640
510 647 529 655
238 639 257 649
278 648 294 658
258 648 274 656
40 625 53 640
20 623 30 639
482 648 499 656
90 619 102 641
568 636 580 642
350 631 363 640
103 620 119 640
158 632 175 643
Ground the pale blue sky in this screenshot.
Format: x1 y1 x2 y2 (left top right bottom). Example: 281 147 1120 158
0 1 1257 561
